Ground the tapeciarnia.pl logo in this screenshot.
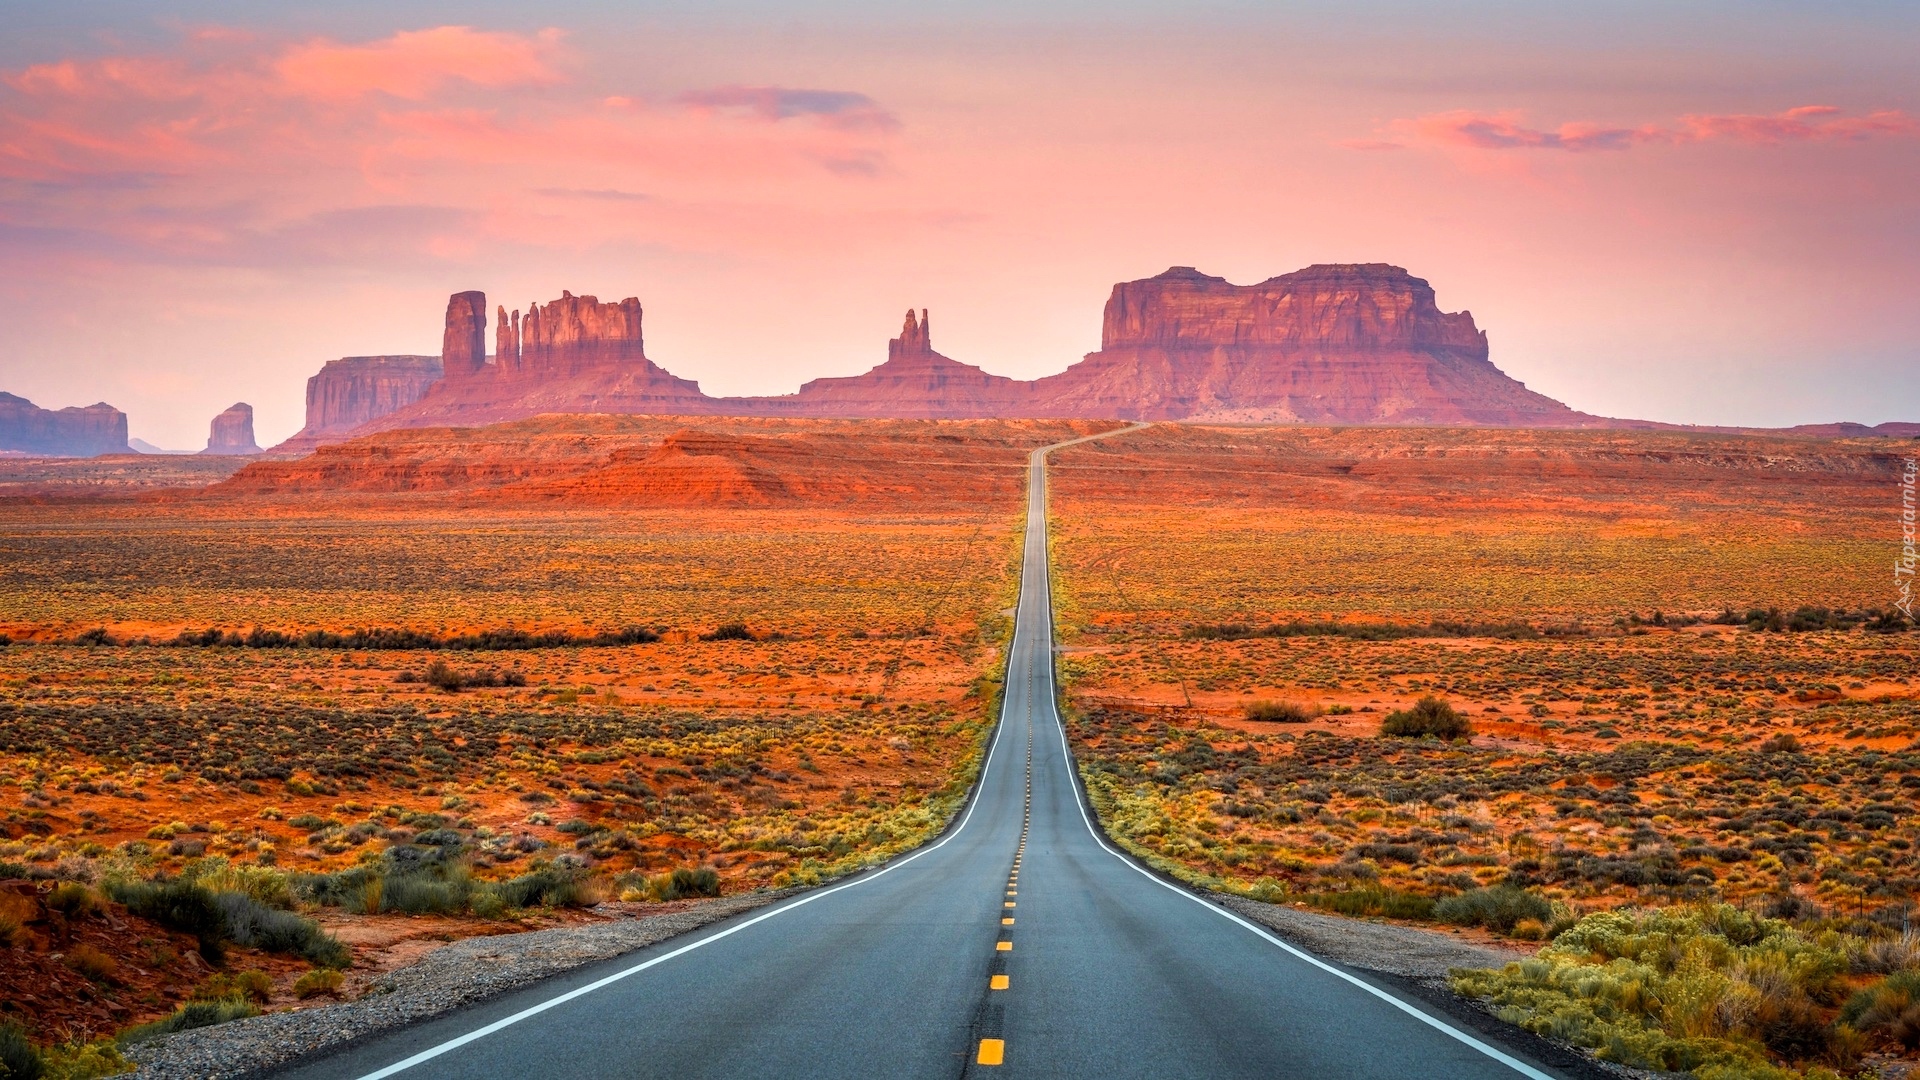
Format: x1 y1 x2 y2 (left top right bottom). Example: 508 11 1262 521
1899 456 1917 618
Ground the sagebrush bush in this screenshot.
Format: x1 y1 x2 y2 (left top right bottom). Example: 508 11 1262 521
213 891 349 968
119 998 260 1045
294 968 344 1000
1453 905 1861 1075
1434 886 1553 935
195 969 272 1004
1379 696 1470 740
1244 701 1318 723
1840 969 1920 1050
106 879 227 964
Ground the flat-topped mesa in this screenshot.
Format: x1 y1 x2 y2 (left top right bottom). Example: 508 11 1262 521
0 393 129 456
1031 263 1586 425
203 402 261 455
1101 264 1487 354
494 291 649 378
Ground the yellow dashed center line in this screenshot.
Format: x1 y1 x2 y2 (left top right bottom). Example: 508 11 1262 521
990 975 1010 991
997 940 1013 952
977 1038 1005 1066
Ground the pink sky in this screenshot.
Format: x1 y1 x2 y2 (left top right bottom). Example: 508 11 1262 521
1 5 1916 447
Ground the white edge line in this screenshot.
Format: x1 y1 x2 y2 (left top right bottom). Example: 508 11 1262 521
1030 445 1558 1080
352 612 1027 1079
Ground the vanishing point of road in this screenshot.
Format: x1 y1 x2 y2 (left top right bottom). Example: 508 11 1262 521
275 429 1577 1080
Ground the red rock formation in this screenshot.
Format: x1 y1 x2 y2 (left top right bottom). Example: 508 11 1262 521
441 291 488 377
202 402 261 455
292 356 444 442
731 309 1034 418
0 393 129 456
1027 265 1592 425
358 290 711 433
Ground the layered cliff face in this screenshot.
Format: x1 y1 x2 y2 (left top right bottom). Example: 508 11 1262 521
1028 265 1590 425
0 393 129 457
733 309 1033 418
299 356 444 438
202 403 261 455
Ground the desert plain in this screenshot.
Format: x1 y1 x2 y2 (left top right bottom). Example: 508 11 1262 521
0 417 1916 1078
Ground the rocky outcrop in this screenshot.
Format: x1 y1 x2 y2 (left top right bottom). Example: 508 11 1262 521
441 291 488 377
202 403 261 455
297 356 444 439
1026 265 1593 425
358 290 711 432
731 309 1033 418
279 268 1635 445
0 393 129 456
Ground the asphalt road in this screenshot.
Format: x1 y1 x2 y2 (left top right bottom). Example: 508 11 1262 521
275 431 1572 1079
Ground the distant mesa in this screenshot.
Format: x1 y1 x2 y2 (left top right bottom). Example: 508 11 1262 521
202 402 262 455
268 264 1909 452
1030 264 1590 425
0 392 129 457
130 438 194 455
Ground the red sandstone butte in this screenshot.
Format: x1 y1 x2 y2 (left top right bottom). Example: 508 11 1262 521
732 309 1033 418
202 402 261 455
1025 265 1592 425
0 392 129 457
360 290 711 432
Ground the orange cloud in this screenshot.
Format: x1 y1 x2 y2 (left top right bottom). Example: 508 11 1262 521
0 25 902 267
275 26 566 101
1378 105 1918 152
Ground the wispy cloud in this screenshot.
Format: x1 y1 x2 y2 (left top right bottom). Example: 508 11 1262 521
677 85 900 132
1363 105 1919 153
0 27 903 270
274 26 567 101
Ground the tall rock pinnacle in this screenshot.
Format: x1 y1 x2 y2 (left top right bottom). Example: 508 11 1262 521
442 290 488 377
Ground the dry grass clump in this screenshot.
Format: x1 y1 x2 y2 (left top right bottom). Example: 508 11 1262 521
1453 904 1920 1077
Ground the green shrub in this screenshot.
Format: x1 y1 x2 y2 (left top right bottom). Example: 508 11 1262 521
1379 696 1471 740
1306 887 1436 921
0 1020 44 1080
1453 904 1861 1076
194 970 272 1004
1244 701 1318 723
106 880 226 965
38 1039 129 1080
46 883 100 919
1435 886 1553 935
1840 969 1920 1050
213 891 349 968
119 999 259 1045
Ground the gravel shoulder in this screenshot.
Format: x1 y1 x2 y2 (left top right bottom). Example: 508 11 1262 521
128 889 798 1080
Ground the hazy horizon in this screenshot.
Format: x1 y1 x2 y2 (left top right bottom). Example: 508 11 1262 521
3 1 1917 447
